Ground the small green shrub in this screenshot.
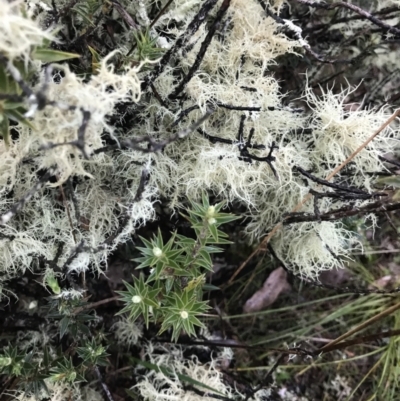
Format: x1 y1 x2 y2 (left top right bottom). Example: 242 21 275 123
117 195 239 341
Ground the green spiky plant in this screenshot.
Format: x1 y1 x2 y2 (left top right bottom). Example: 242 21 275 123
117 195 239 341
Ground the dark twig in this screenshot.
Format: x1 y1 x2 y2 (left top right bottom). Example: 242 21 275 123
95 366 115 401
293 0 400 36
142 0 219 91
66 177 81 226
296 166 384 195
149 0 174 30
171 105 200 127
283 199 400 225
40 109 91 159
96 167 151 250
318 328 400 354
215 102 261 112
255 0 355 64
262 354 285 387
0 167 56 225
197 128 236 145
379 155 400 168
168 0 231 99
302 6 400 34
59 181 77 244
150 82 169 108
47 243 65 271
236 117 278 176
154 337 312 356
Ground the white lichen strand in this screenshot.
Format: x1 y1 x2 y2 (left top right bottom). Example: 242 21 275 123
113 317 143 349
133 342 269 401
0 0 55 63
134 342 235 400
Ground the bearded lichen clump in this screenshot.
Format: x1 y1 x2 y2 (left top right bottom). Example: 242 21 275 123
133 342 271 401
12 381 103 401
128 0 398 278
0 0 399 300
0 1 155 290
0 0 55 63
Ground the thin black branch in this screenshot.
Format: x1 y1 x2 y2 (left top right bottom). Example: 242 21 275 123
47 242 65 271
379 155 400 168
256 0 355 64
40 109 91 159
302 6 400 35
95 366 115 401
215 102 261 112
168 0 231 99
319 328 400 354
75 110 91 158
197 128 235 145
293 0 400 36
66 177 81 226
150 82 170 108
155 336 312 356
197 118 278 175
0 167 56 225
142 0 219 91
171 105 200 127
283 200 400 225
94 167 150 251
296 166 384 195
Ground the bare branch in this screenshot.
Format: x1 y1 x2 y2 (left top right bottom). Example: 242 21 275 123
293 0 400 36
0 167 57 225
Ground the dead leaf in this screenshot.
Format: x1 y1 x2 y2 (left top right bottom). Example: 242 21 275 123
243 267 291 313
369 275 393 290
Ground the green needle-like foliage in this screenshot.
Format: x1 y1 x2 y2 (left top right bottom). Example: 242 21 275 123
116 274 161 328
117 196 239 341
